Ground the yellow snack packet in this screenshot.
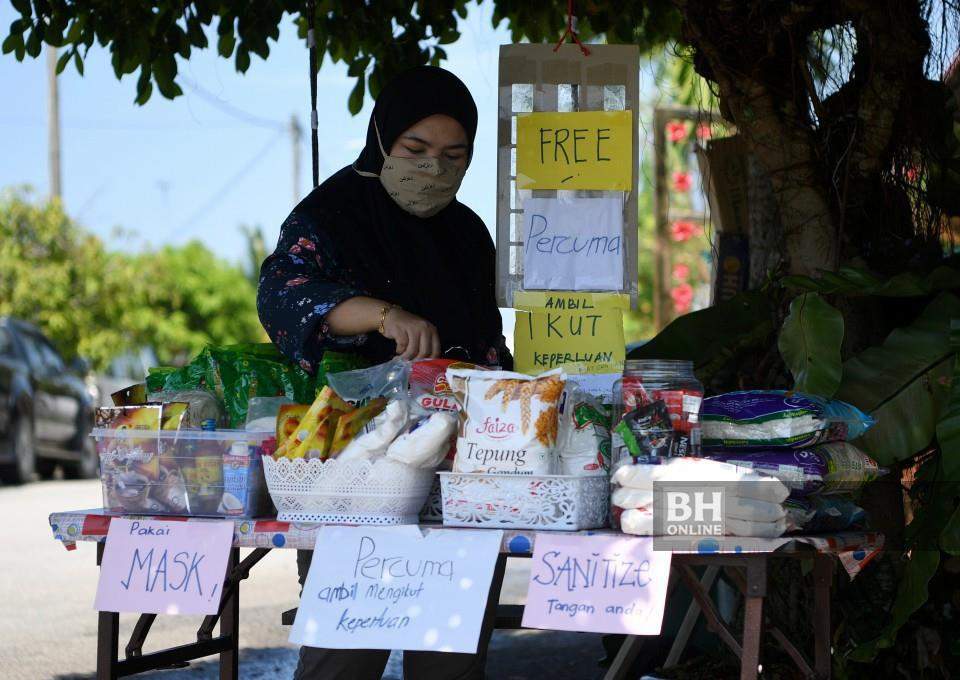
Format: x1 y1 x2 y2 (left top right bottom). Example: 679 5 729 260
290 411 344 460
330 398 387 455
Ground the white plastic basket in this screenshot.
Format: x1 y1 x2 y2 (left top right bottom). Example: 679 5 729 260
262 456 435 524
438 472 609 531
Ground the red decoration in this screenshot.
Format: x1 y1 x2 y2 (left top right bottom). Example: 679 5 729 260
671 283 694 314
670 220 697 242
672 171 692 193
696 123 712 140
905 166 919 183
672 263 691 281
666 121 687 143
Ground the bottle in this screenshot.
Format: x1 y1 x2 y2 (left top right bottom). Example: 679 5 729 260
612 360 704 462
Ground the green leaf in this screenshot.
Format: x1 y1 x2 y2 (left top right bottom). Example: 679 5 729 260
937 319 960 482
55 49 71 75
778 293 844 397
235 47 250 73
849 549 940 662
134 67 152 105
25 28 42 58
217 31 235 58
943 505 960 556
348 76 365 115
1 32 23 56
73 51 84 76
11 0 31 16
784 265 960 298
630 289 775 367
837 293 960 466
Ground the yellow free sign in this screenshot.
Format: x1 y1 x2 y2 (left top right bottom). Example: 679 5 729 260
514 295 626 375
516 110 632 191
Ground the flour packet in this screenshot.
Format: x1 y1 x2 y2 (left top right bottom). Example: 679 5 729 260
447 367 566 475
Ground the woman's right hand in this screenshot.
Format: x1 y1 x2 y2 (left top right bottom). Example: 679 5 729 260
380 307 441 360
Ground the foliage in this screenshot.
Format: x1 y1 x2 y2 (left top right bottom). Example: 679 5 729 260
778 292 844 397
836 293 960 468
1 0 681 113
0 189 263 370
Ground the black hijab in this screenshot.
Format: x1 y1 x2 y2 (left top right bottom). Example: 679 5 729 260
355 66 479 174
300 65 502 364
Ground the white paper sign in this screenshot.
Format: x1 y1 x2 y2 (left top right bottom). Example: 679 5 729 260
94 518 234 615
290 526 503 653
522 196 624 291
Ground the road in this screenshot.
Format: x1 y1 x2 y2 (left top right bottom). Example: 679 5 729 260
0 480 608 679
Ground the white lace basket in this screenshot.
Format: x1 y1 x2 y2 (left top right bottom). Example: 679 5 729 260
262 456 435 524
438 472 609 531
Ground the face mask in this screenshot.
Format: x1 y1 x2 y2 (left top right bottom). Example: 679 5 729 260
354 121 466 218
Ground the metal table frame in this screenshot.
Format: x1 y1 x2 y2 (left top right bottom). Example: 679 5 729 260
67 515 847 680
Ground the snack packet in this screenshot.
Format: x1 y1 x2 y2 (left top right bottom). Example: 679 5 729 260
448 368 566 475
613 401 676 462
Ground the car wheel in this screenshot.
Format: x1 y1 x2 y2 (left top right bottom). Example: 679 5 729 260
36 458 58 479
65 435 99 480
0 417 36 484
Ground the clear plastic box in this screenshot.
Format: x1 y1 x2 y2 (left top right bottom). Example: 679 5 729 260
92 428 274 518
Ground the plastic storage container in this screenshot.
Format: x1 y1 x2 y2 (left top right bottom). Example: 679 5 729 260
438 472 609 530
612 359 704 466
93 428 273 518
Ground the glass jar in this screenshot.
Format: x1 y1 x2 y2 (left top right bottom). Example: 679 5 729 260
611 359 704 465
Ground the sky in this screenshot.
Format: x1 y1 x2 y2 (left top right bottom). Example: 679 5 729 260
0 2 509 261
0 2 691 346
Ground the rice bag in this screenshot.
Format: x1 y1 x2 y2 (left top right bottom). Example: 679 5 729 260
724 496 786 523
557 386 612 476
784 496 867 533
337 400 411 462
725 517 787 538
704 442 881 496
611 458 790 504
448 367 565 475
700 391 874 449
611 486 654 510
620 507 654 536
386 412 458 469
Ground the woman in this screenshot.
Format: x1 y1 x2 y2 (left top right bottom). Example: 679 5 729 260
257 66 509 679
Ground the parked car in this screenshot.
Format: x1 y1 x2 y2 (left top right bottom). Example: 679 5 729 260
0 317 97 483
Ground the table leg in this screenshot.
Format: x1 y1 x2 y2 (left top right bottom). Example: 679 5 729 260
219 548 240 680
813 554 835 679
665 565 720 667
96 542 119 680
740 557 767 680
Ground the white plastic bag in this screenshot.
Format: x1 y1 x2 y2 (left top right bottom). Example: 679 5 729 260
337 400 411 462
611 458 789 504
386 412 458 469
620 507 654 536
611 486 654 510
725 517 787 538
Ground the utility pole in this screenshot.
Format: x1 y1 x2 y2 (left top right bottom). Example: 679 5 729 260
290 114 302 204
47 46 62 200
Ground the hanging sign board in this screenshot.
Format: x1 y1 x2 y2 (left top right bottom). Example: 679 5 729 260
522 196 624 291
516 111 632 190
94 518 234 615
522 533 672 635
290 526 503 653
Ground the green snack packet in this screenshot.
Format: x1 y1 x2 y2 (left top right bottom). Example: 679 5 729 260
148 344 368 428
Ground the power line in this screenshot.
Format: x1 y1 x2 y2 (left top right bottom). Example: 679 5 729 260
174 129 284 239
179 76 286 131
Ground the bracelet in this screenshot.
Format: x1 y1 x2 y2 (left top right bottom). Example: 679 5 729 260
378 303 398 335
